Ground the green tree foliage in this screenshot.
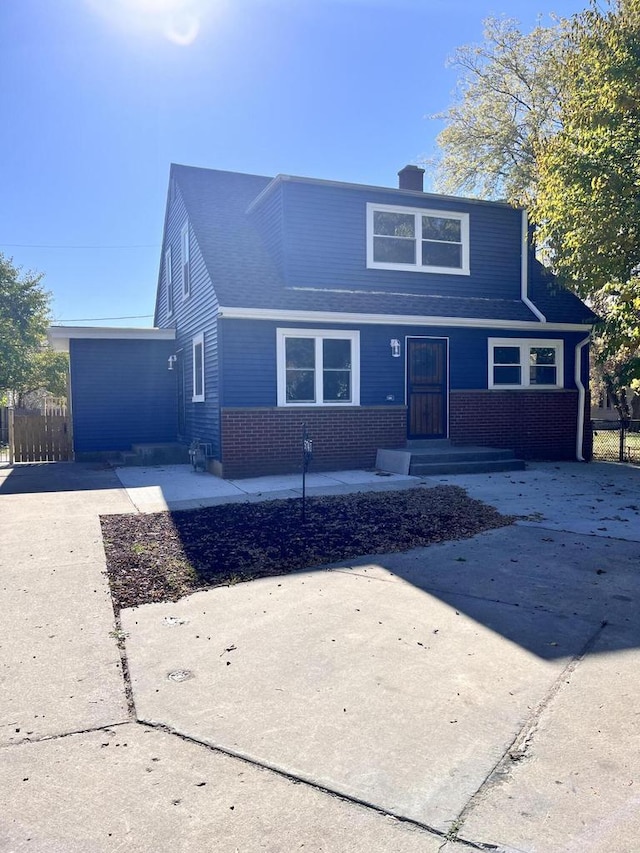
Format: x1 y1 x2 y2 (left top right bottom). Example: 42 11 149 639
13 349 69 407
0 253 67 404
534 0 640 361
433 16 563 205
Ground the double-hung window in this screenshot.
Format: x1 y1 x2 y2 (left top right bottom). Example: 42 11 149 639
367 203 469 274
181 222 190 298
165 247 174 317
192 332 205 402
488 339 563 389
276 329 360 406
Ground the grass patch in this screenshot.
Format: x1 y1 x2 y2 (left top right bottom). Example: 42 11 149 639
100 485 513 613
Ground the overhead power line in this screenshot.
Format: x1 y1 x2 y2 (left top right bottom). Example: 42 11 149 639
1 243 160 249
58 314 154 322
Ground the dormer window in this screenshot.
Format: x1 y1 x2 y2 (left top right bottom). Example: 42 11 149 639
366 203 469 275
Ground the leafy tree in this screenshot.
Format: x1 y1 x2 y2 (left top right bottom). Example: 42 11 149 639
534 0 640 361
0 253 67 405
432 16 564 205
13 349 69 408
433 5 640 373
592 346 640 419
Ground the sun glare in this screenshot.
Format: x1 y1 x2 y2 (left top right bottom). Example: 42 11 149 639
88 0 207 45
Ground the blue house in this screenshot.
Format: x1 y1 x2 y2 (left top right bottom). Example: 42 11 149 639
51 163 596 476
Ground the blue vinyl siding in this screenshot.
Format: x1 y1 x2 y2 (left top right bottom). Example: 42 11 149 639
219 320 276 406
278 182 522 300
157 184 221 457
70 339 177 452
220 319 586 407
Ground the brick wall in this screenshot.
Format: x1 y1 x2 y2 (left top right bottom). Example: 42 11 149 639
220 407 407 478
449 390 580 460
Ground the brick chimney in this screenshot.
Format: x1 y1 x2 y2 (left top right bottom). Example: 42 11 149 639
398 164 425 192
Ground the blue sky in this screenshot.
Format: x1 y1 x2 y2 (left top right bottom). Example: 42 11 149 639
1 0 587 327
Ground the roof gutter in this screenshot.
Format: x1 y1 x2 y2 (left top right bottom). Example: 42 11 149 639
521 210 546 322
575 334 591 462
217 306 591 332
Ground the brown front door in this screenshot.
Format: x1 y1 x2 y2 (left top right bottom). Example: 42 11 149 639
406 337 448 439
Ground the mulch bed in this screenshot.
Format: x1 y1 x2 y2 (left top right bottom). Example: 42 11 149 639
100 485 513 613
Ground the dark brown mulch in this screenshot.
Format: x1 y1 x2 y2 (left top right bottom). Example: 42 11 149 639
100 486 513 613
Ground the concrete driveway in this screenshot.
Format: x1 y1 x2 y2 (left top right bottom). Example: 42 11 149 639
1 461 640 852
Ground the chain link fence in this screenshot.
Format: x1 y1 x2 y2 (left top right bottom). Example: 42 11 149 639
592 419 640 464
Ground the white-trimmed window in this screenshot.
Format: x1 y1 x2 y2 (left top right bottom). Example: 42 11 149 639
276 329 360 406
488 339 564 389
181 222 190 298
165 247 174 316
192 332 205 402
366 203 469 275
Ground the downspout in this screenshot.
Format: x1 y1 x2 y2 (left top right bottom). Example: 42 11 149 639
575 334 591 462
521 210 546 322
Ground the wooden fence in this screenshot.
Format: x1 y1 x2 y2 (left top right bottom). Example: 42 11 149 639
8 408 72 463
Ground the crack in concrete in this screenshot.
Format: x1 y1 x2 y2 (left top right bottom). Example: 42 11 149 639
0 720 130 749
515 520 637 544
137 718 499 851
443 619 609 847
112 611 138 719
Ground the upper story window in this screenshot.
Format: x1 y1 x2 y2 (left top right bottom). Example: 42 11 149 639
181 223 190 298
366 203 469 275
488 338 564 389
276 329 360 407
165 247 174 317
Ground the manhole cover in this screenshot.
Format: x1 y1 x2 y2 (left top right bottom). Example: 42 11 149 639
167 669 193 682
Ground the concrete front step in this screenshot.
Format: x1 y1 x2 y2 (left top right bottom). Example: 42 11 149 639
410 458 526 476
376 444 525 476
408 447 517 464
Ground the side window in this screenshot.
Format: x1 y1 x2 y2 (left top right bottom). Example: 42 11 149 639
181 223 190 298
488 339 563 389
165 247 173 316
192 332 204 402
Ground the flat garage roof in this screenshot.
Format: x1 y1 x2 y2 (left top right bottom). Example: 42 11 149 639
48 326 176 353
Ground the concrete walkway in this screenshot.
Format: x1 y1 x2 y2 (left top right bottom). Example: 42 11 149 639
1 460 640 852
114 463 421 513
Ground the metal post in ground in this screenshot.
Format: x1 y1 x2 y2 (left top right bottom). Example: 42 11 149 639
301 423 313 523
619 418 630 462
8 407 14 466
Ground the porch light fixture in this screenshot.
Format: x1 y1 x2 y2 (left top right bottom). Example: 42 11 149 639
390 338 401 358
167 354 178 370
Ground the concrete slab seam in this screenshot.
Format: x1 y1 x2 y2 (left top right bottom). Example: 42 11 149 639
445 619 609 845
0 720 131 750
112 612 138 719
514 520 638 544
137 718 500 852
